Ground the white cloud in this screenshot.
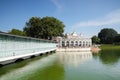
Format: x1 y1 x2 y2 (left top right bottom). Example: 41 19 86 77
50 0 63 15
51 0 62 9
72 9 120 28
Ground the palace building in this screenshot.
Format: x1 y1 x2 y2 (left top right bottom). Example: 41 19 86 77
52 32 92 48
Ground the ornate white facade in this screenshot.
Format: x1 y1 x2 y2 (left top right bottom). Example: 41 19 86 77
53 32 92 48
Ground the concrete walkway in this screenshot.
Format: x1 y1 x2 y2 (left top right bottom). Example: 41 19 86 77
0 48 56 65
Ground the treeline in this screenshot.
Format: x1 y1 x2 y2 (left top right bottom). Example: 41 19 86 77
92 28 120 45
1 16 65 40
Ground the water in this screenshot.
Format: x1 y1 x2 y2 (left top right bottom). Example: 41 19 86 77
0 48 120 80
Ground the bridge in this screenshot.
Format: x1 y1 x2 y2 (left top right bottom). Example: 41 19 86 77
0 33 57 65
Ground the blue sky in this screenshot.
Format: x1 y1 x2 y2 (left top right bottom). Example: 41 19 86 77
0 0 120 37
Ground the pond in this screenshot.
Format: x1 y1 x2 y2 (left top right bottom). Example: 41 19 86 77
0 45 120 80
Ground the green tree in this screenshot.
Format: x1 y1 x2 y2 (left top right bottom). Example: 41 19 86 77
41 16 65 39
24 17 42 38
24 16 65 39
8 29 26 36
114 34 120 44
92 35 100 44
98 28 118 44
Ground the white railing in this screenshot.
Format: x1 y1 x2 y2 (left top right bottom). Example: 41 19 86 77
0 33 57 58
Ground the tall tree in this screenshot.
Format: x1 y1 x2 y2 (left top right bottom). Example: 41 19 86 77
98 28 118 44
24 16 65 39
8 29 25 36
24 17 42 38
92 35 100 44
41 16 65 39
114 34 120 44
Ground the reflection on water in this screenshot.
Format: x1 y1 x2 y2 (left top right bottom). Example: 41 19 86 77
0 54 58 80
0 48 120 80
99 49 120 65
57 51 92 67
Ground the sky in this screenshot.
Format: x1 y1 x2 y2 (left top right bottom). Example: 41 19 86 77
0 0 120 37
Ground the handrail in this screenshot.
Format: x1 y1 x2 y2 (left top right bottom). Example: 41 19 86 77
0 32 55 43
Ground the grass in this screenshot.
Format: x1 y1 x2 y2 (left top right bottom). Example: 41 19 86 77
99 44 120 50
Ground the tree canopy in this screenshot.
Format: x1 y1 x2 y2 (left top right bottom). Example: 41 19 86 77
24 16 65 39
24 17 42 38
8 29 25 36
98 28 118 44
91 35 100 44
114 34 120 44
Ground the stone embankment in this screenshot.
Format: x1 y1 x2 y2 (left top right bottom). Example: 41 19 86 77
91 46 101 53
57 46 101 52
57 47 91 52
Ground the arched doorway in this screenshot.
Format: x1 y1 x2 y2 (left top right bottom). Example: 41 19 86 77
75 41 78 47
86 41 88 46
83 41 85 47
62 41 65 47
71 41 74 47
79 41 82 47
66 41 69 47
